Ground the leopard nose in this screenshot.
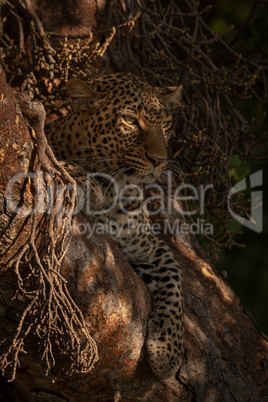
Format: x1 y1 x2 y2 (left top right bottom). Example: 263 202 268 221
148 155 167 167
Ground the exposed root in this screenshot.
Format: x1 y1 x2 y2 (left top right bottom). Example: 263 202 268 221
0 92 98 381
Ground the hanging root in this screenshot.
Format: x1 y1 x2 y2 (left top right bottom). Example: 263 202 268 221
0 93 98 381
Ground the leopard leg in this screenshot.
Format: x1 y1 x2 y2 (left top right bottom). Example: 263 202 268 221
107 213 184 380
136 243 183 379
131 239 184 379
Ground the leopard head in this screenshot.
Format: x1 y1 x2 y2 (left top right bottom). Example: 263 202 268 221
50 73 182 183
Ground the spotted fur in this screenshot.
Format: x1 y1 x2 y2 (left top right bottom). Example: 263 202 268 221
46 73 184 379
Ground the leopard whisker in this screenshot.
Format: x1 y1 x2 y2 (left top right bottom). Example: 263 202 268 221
102 167 128 197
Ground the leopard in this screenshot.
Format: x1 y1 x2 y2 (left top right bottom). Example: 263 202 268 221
46 72 184 380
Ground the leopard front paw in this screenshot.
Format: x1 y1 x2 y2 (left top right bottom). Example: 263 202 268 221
146 313 184 380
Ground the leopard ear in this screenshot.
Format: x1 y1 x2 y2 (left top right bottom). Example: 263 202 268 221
67 78 97 112
161 85 183 110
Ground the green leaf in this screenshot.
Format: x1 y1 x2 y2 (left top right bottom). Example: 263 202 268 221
229 154 250 182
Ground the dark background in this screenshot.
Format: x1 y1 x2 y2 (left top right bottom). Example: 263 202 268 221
206 0 268 335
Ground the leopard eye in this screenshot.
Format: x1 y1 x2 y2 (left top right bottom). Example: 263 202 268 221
123 116 137 126
162 120 171 129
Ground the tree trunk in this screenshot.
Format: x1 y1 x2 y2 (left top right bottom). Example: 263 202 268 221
0 63 268 402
